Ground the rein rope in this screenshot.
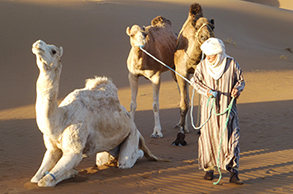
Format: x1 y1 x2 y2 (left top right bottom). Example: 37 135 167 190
139 46 192 85
138 37 233 185
195 23 214 45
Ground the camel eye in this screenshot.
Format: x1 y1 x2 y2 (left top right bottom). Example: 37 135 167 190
52 50 57 55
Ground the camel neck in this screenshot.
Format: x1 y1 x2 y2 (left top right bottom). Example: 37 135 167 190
36 65 62 138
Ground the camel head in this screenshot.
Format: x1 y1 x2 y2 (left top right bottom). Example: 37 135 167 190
193 17 215 45
126 25 147 48
32 40 63 71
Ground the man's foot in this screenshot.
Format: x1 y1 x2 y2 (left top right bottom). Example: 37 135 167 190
229 172 244 185
204 171 214 180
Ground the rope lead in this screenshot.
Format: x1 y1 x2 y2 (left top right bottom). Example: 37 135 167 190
213 97 235 185
139 46 236 185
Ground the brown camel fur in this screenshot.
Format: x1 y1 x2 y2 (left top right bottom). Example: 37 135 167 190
126 16 177 138
172 3 215 146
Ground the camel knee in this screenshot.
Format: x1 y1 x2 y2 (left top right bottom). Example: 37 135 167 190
130 102 137 116
152 105 162 138
153 102 159 113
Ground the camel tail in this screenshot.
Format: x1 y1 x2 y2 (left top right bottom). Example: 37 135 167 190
189 3 203 17
139 134 170 162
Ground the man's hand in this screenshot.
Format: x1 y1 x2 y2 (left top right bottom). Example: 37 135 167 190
207 90 217 98
231 88 240 98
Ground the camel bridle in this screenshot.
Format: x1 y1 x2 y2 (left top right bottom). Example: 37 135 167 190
195 23 214 45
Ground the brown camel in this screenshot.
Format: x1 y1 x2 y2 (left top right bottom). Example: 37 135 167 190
172 3 215 146
126 16 177 138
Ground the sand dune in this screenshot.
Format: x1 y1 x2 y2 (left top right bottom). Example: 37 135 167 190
0 0 293 193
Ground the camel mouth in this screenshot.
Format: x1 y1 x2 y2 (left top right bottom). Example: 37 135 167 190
32 46 45 55
32 40 47 55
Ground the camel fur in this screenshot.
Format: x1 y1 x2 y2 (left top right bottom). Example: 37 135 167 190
126 16 177 138
173 3 215 146
31 40 160 187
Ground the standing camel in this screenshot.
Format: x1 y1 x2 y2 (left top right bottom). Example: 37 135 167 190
172 3 215 146
126 16 177 138
31 40 161 187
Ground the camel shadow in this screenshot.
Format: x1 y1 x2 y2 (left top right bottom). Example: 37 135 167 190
1 99 293 193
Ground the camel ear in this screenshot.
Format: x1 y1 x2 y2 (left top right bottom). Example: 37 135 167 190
126 27 131 36
209 19 214 26
59 46 63 57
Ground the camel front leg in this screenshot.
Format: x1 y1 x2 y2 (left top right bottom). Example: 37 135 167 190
31 135 62 183
150 74 163 138
96 146 119 167
37 152 83 187
31 148 62 183
128 72 139 119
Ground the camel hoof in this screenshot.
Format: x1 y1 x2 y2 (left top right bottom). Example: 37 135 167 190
37 174 56 187
150 132 163 138
31 175 41 183
171 133 187 146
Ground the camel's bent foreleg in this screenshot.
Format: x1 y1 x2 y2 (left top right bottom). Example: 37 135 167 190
96 146 120 167
31 148 62 183
37 151 83 187
118 126 143 169
31 135 62 183
150 74 163 138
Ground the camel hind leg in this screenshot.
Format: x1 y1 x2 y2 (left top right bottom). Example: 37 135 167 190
118 127 144 169
118 126 169 168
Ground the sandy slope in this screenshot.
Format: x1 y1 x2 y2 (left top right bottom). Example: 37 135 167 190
0 0 293 193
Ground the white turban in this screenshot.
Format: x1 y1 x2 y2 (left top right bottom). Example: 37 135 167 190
200 38 229 80
200 37 225 55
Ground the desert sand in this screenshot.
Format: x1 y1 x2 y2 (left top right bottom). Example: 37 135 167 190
0 0 293 193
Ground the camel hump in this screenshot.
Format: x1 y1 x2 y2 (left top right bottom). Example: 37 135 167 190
85 76 113 90
151 16 172 27
189 3 203 16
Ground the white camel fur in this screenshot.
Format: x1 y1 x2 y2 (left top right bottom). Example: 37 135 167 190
31 40 160 187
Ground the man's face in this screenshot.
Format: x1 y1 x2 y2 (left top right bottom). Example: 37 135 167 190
206 55 217 64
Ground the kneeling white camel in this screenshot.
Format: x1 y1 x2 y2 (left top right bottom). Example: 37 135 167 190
31 40 161 187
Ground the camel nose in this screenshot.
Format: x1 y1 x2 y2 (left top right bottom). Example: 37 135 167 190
138 35 146 47
33 40 46 49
